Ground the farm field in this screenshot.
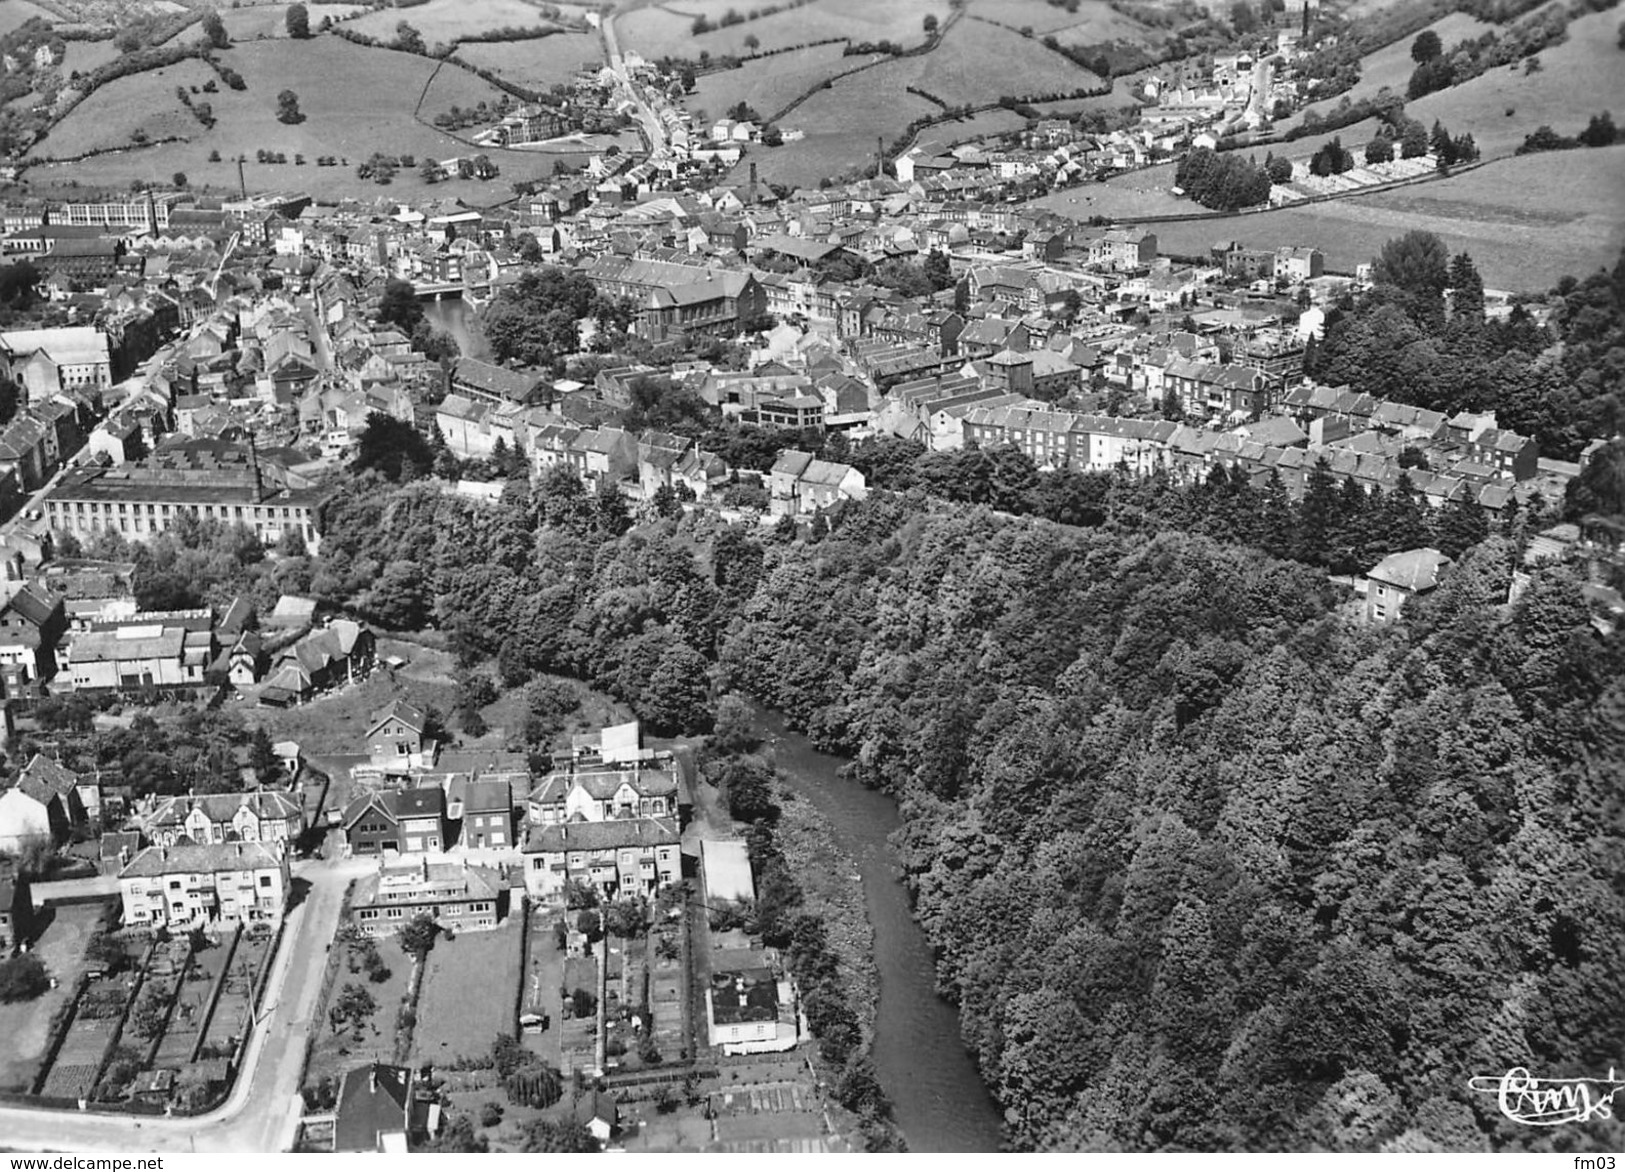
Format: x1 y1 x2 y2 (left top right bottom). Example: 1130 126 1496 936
763 67 937 186
911 108 1027 156
348 0 554 44
0 1 51 37
22 37 557 200
221 4 367 41
1282 11 1493 133
28 57 215 160
1026 160 1185 219
0 903 105 1093
887 18 1103 105
974 0 1153 47
689 42 849 123
411 919 524 1065
1403 8 1625 160
622 0 951 58
454 31 605 86
1145 149 1625 292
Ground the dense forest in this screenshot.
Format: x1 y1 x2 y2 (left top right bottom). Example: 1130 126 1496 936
290 435 1625 1150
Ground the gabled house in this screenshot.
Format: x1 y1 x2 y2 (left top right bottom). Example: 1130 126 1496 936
766 450 867 516
351 856 506 936
462 778 513 850
521 817 681 900
366 699 434 773
144 790 303 851
0 863 32 951
333 1063 435 1153
342 787 447 856
117 841 290 929
0 580 66 697
0 754 84 851
1365 548 1450 624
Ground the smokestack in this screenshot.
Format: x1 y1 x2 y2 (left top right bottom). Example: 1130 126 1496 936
749 161 757 205
1302 1 1309 38
877 136 885 180
237 156 247 201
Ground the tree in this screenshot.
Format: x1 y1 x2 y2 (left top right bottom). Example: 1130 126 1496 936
1410 29 1441 63
505 1065 562 1109
1372 230 1450 327
744 32 759 51
0 954 49 1003
394 21 426 55
1579 111 1617 148
352 413 433 481
519 1119 599 1152
202 9 229 49
172 171 188 188
717 756 777 822
286 2 310 38
329 982 377 1032
923 13 939 33
398 913 440 959
276 90 304 125
1364 137 1393 165
419 157 444 184
604 896 650 938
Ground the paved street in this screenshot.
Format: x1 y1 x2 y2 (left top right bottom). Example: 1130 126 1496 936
0 857 371 1154
603 12 668 158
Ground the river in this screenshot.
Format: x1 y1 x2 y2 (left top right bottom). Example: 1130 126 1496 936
421 296 490 362
750 707 1005 1153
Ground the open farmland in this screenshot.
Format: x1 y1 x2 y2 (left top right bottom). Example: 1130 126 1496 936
221 4 367 41
975 0 1154 46
27 57 216 159
1403 8 1625 160
690 42 848 123
453 32 606 88
763 68 938 185
1145 149 1625 291
22 37 564 199
1282 12 1493 134
348 0 556 45
410 920 523 1065
623 0 951 58
0 1 52 37
885 18 1104 105
912 108 1027 155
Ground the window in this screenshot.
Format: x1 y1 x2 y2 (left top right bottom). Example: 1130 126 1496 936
259 875 272 887
169 879 182 890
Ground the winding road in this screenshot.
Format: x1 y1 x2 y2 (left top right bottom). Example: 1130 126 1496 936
0 857 371 1154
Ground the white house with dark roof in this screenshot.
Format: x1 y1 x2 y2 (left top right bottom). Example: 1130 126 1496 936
117 840 290 928
0 753 84 850
144 790 303 851
521 817 681 900
1365 548 1451 624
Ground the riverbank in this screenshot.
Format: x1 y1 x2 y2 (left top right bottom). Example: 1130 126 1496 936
772 786 879 1040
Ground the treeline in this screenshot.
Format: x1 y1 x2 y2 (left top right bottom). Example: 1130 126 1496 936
1405 0 1614 101
1175 146 1273 210
1311 236 1624 459
1516 111 1619 154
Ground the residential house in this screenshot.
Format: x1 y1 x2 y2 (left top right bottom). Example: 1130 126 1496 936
0 581 66 697
1365 548 1451 624
521 817 681 900
0 754 84 850
144 790 303 851
450 357 546 406
461 778 513 850
260 620 374 706
333 1063 434 1153
706 966 800 1055
350 857 506 936
766 450 867 516
342 787 448 856
366 699 434 774
117 841 291 929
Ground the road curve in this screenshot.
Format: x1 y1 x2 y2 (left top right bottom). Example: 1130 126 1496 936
0 858 371 1154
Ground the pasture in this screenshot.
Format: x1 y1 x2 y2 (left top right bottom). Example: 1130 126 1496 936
22 37 565 199
0 1 52 37
1146 150 1625 292
1403 8 1625 160
689 42 849 123
1027 160 1187 219
453 32 606 88
912 108 1027 155
622 0 951 58
765 67 937 185
348 0 555 44
221 4 368 41
411 920 523 1065
891 18 1103 104
1283 11 1493 134
975 0 1155 47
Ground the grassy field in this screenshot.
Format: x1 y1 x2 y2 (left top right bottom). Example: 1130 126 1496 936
975 0 1153 46
1026 160 1186 219
689 42 849 123
1146 149 1625 292
1404 8 1625 160
21 33 589 199
411 920 524 1065
624 0 951 58
349 0 555 44
911 107 1027 155
220 3 368 41
764 70 937 186
453 31 606 87
0 903 103 1093
0 0 52 37
1282 11 1493 134
887 18 1103 105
